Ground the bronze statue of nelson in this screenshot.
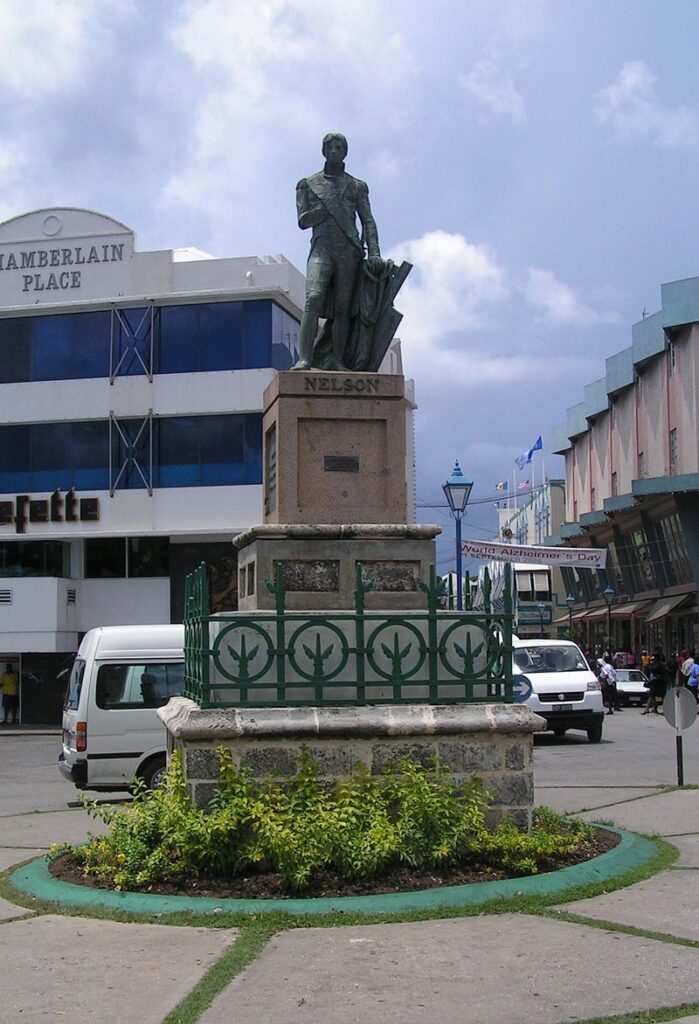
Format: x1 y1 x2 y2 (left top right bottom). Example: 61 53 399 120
292 133 411 373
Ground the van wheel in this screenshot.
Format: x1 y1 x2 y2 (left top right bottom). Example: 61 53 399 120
587 723 603 743
138 756 167 790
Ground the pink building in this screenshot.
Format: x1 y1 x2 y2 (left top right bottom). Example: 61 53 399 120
550 275 699 658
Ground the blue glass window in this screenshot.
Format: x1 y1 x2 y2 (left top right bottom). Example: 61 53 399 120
155 414 262 488
243 301 272 367
0 301 297 382
0 422 110 492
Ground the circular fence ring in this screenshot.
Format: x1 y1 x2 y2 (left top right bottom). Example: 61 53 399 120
211 619 275 683
287 619 351 682
365 619 427 681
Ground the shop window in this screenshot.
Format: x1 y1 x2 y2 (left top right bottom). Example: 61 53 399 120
128 536 170 577
0 541 69 577
85 537 127 578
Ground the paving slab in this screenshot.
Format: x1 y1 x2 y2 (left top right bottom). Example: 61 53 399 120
667 834 699 868
2 915 237 1024
536 786 659 814
0 809 109 848
199 914 699 1024
579 788 699 836
0 847 43 871
0 892 33 920
560 868 699 941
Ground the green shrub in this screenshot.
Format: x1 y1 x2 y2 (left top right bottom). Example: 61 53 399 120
63 748 594 893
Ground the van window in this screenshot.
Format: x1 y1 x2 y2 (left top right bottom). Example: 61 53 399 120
64 658 86 710
95 662 184 709
513 645 588 673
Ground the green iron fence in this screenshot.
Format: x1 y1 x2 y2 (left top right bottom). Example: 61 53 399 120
183 562 514 708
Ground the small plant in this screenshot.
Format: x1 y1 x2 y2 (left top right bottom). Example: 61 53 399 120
61 748 597 894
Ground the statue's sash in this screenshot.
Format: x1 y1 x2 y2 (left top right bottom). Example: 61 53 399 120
305 173 364 255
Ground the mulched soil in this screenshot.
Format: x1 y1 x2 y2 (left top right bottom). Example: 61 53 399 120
49 827 619 900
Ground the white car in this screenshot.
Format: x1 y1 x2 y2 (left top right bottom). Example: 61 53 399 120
615 668 650 706
513 638 606 743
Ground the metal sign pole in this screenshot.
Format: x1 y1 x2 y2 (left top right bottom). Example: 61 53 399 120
663 685 697 788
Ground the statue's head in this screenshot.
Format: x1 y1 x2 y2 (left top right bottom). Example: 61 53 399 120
322 133 348 160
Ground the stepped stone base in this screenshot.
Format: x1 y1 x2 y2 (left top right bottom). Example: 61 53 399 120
159 700 545 827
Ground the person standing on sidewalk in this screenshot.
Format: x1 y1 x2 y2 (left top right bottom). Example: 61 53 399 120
1 663 18 725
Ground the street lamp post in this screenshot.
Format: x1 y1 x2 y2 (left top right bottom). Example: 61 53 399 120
537 601 546 639
603 585 615 651
442 461 473 612
566 593 576 637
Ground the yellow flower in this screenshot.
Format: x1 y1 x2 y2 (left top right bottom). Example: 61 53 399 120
116 852 126 864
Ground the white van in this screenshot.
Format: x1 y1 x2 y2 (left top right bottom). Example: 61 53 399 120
58 624 184 792
513 637 605 743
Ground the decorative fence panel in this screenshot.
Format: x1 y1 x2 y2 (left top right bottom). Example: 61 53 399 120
183 563 514 708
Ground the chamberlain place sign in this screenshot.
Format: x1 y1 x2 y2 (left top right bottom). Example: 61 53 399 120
461 539 607 569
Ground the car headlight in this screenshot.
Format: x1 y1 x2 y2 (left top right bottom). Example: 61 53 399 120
587 680 601 691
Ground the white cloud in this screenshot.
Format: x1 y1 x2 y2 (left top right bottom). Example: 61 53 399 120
522 268 620 327
388 230 508 344
164 0 418 214
386 231 598 395
596 60 699 149
461 59 526 123
0 0 133 98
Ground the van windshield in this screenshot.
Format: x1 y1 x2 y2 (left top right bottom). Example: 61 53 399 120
95 662 184 709
514 645 589 673
64 658 86 710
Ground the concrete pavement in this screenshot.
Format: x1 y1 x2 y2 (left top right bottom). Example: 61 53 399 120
3 778 699 1022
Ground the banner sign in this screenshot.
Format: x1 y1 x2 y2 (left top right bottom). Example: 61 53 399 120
461 539 607 569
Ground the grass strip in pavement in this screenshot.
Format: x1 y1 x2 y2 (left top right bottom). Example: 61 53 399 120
568 1001 699 1024
160 924 273 1024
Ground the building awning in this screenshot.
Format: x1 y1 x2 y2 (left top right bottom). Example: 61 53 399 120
610 601 653 619
552 608 591 626
582 607 607 622
643 594 696 624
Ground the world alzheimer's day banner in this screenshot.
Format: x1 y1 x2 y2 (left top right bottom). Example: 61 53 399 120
461 539 607 569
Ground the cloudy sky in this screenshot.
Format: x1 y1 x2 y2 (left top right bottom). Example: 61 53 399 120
2 0 698 571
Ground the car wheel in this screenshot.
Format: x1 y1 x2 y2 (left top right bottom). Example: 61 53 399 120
587 723 603 743
138 755 167 790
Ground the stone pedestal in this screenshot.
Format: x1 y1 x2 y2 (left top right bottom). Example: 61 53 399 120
235 523 440 611
159 699 545 827
262 370 413 525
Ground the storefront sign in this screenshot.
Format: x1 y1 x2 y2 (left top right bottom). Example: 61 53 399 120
0 489 99 534
461 539 607 569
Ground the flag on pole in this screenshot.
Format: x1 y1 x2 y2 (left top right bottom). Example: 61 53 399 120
514 435 543 470
518 480 530 490
495 481 508 491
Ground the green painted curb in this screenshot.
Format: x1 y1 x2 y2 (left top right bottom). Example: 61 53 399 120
9 825 658 917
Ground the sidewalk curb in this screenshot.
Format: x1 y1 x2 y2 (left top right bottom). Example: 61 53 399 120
9 825 660 918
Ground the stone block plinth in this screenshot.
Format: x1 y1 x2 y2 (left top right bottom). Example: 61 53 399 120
159 700 545 827
262 371 414 525
234 523 440 610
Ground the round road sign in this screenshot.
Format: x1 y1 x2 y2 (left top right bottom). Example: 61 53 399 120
663 686 698 731
513 674 533 703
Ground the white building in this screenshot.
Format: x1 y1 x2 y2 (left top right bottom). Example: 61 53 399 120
0 207 305 722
